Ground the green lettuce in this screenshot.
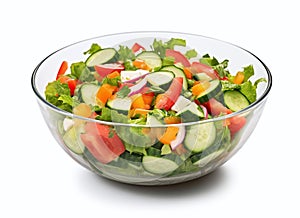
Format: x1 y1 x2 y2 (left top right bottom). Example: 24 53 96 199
45 80 74 112
151 38 186 57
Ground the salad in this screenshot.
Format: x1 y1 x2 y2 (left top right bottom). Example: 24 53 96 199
45 38 265 178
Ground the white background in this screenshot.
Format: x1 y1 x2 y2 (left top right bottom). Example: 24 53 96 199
1 0 299 217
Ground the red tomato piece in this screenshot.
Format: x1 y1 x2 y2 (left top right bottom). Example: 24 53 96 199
202 98 232 116
228 116 247 136
165 49 191 67
131 43 145 53
191 62 220 79
80 122 125 164
94 63 124 78
155 77 183 110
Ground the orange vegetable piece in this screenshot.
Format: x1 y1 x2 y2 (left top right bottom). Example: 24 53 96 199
191 80 210 96
133 59 150 70
159 126 179 144
233 71 245 84
96 84 117 106
183 67 193 79
131 95 147 109
164 116 182 124
107 71 120 79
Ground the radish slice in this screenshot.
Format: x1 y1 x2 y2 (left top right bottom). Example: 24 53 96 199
170 126 186 150
121 70 149 83
128 77 148 97
200 105 208 119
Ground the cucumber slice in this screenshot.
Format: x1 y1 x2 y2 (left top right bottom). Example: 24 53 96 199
79 83 99 106
142 155 180 175
224 90 250 112
107 97 132 115
146 71 174 90
63 125 85 154
191 148 225 167
184 122 216 153
161 65 188 90
85 48 118 67
193 73 213 81
196 80 222 103
176 102 204 122
136 51 162 71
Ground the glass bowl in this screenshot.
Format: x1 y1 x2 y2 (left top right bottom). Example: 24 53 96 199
31 32 272 185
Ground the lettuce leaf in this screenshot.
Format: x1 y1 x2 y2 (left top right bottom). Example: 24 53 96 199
243 65 254 82
200 54 229 78
45 80 73 112
185 49 198 59
151 38 186 58
118 45 136 62
70 61 94 82
83 43 101 55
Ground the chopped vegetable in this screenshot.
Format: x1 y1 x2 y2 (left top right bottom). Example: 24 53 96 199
44 37 266 177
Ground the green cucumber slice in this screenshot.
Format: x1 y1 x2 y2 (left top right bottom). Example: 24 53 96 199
224 90 250 112
85 48 118 67
136 51 162 71
184 122 216 153
161 65 188 90
196 80 222 103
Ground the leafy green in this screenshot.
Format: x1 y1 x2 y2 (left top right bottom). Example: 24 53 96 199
151 38 186 57
125 143 147 156
240 81 257 103
200 54 229 78
162 56 175 66
254 78 267 87
242 65 254 81
58 95 74 106
185 49 198 59
200 54 219 66
102 75 120 86
166 38 186 49
70 61 94 82
95 107 112 121
221 80 241 92
116 85 130 98
110 111 156 147
123 60 137 70
83 43 101 55
45 80 73 112
118 45 136 62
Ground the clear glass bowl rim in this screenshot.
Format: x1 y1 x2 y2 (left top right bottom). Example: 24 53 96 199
31 31 272 128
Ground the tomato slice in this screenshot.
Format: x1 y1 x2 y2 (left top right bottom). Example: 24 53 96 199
165 49 191 67
155 77 183 110
202 98 232 116
131 43 145 53
228 116 247 136
191 62 220 79
94 63 124 78
80 122 125 164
